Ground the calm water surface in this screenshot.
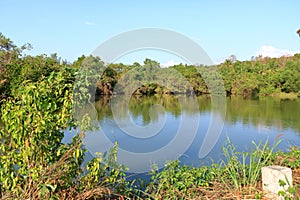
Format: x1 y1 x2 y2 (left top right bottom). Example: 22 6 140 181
65 95 300 172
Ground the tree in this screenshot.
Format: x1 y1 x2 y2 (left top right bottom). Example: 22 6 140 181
229 54 237 63
0 33 21 98
0 33 40 99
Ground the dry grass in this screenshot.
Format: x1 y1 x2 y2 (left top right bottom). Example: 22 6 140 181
191 168 300 200
271 92 298 99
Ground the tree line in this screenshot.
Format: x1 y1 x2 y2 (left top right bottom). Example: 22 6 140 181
1 33 300 101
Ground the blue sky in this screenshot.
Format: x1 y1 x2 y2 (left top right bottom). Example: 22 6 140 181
1 0 300 65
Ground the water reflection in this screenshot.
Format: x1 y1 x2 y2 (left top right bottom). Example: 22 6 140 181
66 95 300 172
94 95 212 123
225 96 300 133
94 95 300 134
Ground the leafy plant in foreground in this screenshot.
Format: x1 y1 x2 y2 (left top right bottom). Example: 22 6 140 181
279 147 300 170
278 178 296 200
146 160 217 199
0 69 131 199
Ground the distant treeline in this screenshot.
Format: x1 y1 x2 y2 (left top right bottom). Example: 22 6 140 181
92 55 300 98
1 33 300 100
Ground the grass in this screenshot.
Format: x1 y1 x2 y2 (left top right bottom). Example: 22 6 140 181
219 136 280 191
135 137 300 200
271 92 298 99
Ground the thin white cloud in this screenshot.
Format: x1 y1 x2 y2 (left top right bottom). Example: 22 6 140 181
85 21 96 26
160 60 180 68
256 45 300 58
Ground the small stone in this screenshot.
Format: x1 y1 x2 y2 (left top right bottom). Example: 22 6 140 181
262 165 293 200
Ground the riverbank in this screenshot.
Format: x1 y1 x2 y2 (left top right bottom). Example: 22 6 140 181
270 92 299 99
122 138 300 199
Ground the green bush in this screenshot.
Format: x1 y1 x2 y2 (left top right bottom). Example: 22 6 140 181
0 69 129 199
146 160 217 199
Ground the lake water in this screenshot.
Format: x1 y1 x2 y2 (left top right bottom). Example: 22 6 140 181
65 95 300 173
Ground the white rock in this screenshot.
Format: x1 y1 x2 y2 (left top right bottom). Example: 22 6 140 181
262 165 293 200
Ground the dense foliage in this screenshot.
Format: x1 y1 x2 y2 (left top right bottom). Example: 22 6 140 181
94 54 300 98
219 56 300 97
90 55 300 98
0 34 129 199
